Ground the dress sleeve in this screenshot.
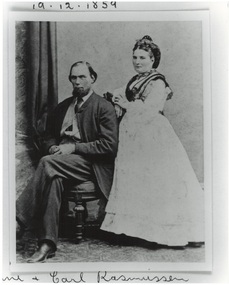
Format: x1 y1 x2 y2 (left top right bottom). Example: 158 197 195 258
112 85 127 100
124 79 168 116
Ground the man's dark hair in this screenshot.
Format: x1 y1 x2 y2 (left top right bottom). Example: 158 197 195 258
68 61 98 82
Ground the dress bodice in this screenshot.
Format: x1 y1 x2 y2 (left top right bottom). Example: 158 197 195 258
113 77 171 125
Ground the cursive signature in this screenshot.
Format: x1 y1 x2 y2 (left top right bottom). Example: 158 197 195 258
50 271 85 283
2 275 24 282
97 271 189 283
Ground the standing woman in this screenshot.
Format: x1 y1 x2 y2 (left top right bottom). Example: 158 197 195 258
101 35 204 247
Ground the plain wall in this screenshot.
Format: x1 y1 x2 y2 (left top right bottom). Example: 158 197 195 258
57 21 204 183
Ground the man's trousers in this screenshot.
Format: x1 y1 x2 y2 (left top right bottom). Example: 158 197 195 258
16 154 93 247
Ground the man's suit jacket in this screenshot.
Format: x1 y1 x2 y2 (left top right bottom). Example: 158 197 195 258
42 92 119 199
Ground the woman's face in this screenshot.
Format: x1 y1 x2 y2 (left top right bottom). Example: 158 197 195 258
132 49 154 74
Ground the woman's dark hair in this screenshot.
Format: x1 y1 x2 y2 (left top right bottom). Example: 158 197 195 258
133 35 161 68
68 61 97 82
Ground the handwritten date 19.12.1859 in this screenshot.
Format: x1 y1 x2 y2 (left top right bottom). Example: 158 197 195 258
32 2 117 10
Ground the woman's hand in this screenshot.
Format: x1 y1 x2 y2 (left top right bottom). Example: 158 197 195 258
112 88 129 109
114 104 124 118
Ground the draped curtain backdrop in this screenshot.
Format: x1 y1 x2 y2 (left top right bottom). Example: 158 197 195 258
28 22 58 146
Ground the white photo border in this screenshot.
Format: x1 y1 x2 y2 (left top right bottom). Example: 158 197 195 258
4 3 228 282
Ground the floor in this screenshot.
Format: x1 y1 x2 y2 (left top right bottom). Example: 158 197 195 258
16 227 205 263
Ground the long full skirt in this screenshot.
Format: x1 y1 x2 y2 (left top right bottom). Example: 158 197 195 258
101 113 204 246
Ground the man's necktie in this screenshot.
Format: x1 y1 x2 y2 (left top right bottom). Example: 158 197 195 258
74 97 83 113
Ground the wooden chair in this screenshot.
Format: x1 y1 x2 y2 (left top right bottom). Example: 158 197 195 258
64 180 101 243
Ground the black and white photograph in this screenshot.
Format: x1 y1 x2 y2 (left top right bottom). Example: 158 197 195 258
2 1 228 283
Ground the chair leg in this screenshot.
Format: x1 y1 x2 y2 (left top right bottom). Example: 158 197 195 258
73 200 85 243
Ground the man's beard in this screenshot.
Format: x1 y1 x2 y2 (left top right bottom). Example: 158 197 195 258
72 87 89 98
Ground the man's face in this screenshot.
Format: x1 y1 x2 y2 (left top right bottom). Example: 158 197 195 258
70 64 94 97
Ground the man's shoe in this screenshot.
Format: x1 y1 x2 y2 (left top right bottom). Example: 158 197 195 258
27 242 55 263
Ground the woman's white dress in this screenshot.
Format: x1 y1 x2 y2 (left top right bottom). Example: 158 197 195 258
101 78 204 246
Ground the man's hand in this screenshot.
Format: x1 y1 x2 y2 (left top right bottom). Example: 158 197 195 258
49 145 60 155
52 143 75 155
